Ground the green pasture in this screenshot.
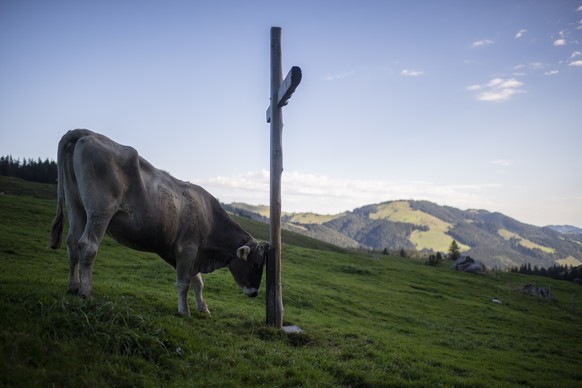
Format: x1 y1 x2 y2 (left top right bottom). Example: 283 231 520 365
1 177 581 387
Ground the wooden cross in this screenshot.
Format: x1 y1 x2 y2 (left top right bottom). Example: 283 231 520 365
265 26 302 329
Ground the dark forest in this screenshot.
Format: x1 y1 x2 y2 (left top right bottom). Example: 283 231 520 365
0 156 57 184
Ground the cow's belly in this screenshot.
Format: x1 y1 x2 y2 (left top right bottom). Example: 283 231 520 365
103 177 183 258
106 210 163 254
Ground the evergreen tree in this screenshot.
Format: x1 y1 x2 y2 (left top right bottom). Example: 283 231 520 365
448 240 461 260
426 253 443 266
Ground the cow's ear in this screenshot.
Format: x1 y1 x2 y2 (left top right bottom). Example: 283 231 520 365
237 245 251 261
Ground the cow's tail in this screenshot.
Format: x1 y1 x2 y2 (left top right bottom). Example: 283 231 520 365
50 129 93 249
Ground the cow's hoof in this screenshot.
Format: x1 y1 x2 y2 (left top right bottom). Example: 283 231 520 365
196 303 211 316
66 288 79 295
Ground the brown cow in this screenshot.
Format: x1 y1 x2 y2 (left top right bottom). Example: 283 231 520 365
50 129 267 316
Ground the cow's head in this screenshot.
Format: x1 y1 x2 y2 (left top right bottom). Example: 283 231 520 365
228 240 268 298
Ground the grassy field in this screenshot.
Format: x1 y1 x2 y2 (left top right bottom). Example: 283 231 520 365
1 177 582 387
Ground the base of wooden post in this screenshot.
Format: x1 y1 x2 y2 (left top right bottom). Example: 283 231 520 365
265 247 283 328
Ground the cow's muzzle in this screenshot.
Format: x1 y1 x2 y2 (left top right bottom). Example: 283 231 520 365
242 287 259 298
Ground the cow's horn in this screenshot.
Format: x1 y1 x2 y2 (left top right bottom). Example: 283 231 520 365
237 245 251 261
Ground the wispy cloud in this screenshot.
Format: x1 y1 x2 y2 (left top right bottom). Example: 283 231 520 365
467 78 525 102
400 69 425 77
544 70 559 76
488 78 523 88
471 39 494 48
553 29 570 45
571 51 582 58
491 160 513 167
475 89 523 103
577 5 582 11
511 62 547 76
466 84 482 91
323 71 355 81
569 60 582 67
515 29 527 39
196 170 500 214
528 62 545 69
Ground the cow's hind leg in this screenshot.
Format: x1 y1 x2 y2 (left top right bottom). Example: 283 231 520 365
77 211 111 298
192 273 210 315
65 214 85 294
66 233 80 294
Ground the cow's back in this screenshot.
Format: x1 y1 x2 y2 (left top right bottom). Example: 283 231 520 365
72 134 142 204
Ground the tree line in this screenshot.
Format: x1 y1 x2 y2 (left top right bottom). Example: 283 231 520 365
0 156 57 184
510 263 582 283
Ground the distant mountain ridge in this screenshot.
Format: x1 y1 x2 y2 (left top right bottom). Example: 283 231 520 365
224 200 582 269
546 225 582 235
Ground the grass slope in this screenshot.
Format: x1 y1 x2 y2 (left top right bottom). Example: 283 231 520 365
369 201 471 252
1 178 582 387
498 229 555 254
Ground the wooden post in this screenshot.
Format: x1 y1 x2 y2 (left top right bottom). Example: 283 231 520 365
265 27 301 329
267 26 284 328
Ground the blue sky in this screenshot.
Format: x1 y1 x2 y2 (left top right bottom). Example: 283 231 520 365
1 0 581 227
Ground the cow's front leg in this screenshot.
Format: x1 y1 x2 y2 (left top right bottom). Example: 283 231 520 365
176 274 190 316
192 273 210 315
176 279 191 316
175 258 194 316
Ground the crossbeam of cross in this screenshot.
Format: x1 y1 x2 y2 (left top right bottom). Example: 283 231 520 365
266 66 302 123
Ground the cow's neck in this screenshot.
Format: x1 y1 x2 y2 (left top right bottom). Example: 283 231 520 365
194 214 252 274
207 210 252 257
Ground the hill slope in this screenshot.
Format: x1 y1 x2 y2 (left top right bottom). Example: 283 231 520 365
1 177 582 387
222 202 360 248
228 200 582 269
